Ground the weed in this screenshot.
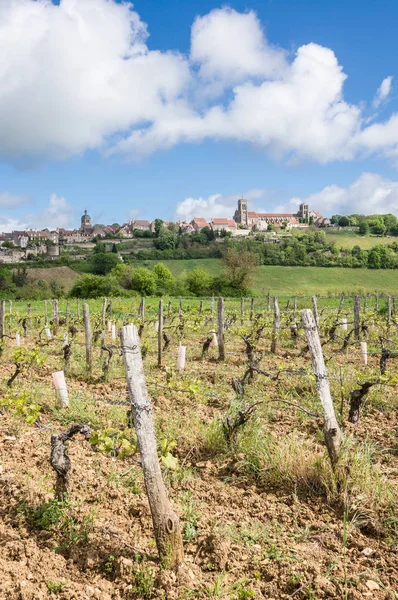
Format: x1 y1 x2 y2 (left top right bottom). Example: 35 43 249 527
47 580 66 594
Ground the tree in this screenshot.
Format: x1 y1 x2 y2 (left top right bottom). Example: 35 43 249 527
154 218 164 238
359 221 370 236
338 216 350 227
90 252 120 275
69 275 121 298
153 263 174 294
331 215 341 224
130 268 156 296
186 268 213 296
222 247 259 292
201 226 215 241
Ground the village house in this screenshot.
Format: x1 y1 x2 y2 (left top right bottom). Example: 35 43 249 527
211 218 237 233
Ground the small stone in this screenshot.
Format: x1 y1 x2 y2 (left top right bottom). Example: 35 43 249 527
362 547 375 557
365 580 380 591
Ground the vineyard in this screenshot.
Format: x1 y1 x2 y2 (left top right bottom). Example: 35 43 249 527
0 294 397 599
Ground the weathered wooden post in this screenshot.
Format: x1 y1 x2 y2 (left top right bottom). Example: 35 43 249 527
139 297 145 321
0 300 5 339
178 298 183 322
250 297 254 321
120 324 184 567
168 300 172 318
354 295 361 340
267 292 271 312
386 296 392 326
217 297 225 361
82 303 92 372
102 298 107 329
65 302 70 326
199 300 203 315
27 303 31 319
301 309 343 467
271 297 280 354
312 296 319 329
53 299 59 327
157 299 163 368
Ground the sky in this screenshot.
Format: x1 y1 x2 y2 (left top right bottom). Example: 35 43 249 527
1 0 398 231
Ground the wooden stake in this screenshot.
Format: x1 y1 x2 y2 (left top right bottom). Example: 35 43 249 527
157 299 163 368
217 297 225 361
271 297 280 354
102 298 107 329
83 303 92 372
301 309 343 467
120 324 184 567
354 295 361 340
0 300 5 339
312 296 319 329
53 299 59 327
267 292 271 312
66 302 70 326
250 297 254 321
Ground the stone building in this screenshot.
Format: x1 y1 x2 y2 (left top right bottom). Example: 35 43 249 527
234 199 324 230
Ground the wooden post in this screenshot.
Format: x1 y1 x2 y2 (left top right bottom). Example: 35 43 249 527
312 296 319 329
120 324 184 567
27 303 31 318
168 300 171 318
157 299 163 368
271 297 280 354
250 297 254 321
53 299 59 327
139 297 145 321
386 295 392 325
354 295 361 340
240 297 244 324
338 294 345 313
217 297 225 361
102 298 107 329
199 300 203 315
267 292 271 312
0 300 5 339
375 293 379 311
178 297 182 320
65 302 70 326
83 303 92 373
301 309 343 467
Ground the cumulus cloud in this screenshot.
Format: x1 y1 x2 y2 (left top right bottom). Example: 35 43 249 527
0 191 30 208
25 194 75 229
373 76 393 108
0 217 28 234
175 189 265 222
283 173 398 216
1 1 398 164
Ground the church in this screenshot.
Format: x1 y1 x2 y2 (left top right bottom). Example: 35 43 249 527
233 198 327 230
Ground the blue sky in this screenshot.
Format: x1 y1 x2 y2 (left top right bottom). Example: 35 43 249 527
1 0 398 231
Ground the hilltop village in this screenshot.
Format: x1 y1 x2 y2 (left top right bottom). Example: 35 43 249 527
0 199 329 263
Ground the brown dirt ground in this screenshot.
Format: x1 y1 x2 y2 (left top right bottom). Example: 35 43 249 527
0 316 397 600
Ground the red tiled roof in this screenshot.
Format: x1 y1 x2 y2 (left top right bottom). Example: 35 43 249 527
192 217 209 227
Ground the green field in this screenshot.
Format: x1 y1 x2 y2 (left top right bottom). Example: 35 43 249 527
135 259 398 296
323 229 395 250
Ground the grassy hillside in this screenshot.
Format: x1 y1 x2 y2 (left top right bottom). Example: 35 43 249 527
135 259 398 295
322 229 395 249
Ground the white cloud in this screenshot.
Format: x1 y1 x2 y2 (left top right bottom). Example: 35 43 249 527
0 191 30 208
284 173 398 216
0 1 398 164
373 76 393 108
0 217 28 234
24 193 75 229
190 8 286 84
175 189 265 222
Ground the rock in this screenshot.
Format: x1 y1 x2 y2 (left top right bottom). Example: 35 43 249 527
362 547 375 557
116 557 135 579
365 580 380 591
